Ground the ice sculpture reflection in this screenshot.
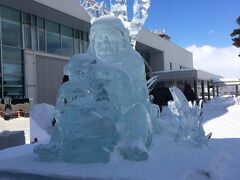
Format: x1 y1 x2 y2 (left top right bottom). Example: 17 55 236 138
168 86 212 147
34 16 154 163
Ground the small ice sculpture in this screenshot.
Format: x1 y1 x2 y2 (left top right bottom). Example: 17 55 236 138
168 86 211 147
34 16 153 163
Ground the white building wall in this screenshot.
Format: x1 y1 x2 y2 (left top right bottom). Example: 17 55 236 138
137 29 193 71
33 0 91 22
149 52 164 72
24 51 68 105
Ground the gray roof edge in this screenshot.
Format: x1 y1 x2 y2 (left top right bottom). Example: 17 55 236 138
151 69 222 81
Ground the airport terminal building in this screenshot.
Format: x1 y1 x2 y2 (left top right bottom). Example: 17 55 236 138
0 0 219 105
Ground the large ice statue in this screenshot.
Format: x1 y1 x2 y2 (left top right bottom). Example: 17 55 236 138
34 7 154 162
168 86 212 147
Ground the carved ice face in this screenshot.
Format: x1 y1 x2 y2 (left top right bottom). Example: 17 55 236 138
93 28 120 62
89 16 130 64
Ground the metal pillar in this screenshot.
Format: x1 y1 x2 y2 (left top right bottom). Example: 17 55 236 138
212 86 215 97
193 80 197 97
201 80 205 101
207 81 210 100
236 85 239 97
216 86 219 96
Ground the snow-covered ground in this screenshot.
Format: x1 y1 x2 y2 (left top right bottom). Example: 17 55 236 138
0 96 239 180
0 117 30 144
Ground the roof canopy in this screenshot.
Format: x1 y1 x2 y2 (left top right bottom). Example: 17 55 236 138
150 69 222 82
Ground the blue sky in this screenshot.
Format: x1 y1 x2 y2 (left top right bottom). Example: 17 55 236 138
97 0 240 77
100 0 239 48
145 0 239 48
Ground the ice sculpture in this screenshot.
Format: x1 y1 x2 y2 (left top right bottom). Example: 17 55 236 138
129 0 151 47
79 0 108 23
110 0 128 25
168 86 212 147
79 0 151 48
34 15 154 163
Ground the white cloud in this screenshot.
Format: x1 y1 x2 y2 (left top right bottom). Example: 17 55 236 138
186 45 240 78
208 30 215 35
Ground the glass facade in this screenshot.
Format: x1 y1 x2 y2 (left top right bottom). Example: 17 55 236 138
2 20 21 48
0 5 23 98
0 4 89 99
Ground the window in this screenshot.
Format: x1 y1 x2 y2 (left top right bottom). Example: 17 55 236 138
74 30 80 54
1 20 21 47
74 30 80 39
79 31 85 53
2 62 23 98
38 17 45 29
62 36 74 57
180 65 187 69
2 46 22 61
46 20 61 54
47 32 61 55
38 17 46 51
46 20 60 33
0 6 23 98
3 63 22 78
170 62 172 70
31 15 37 26
23 13 31 25
1 6 21 22
61 25 73 37
3 87 23 98
38 29 46 51
82 32 89 52
74 39 80 54
23 25 31 49
61 25 74 56
32 27 38 50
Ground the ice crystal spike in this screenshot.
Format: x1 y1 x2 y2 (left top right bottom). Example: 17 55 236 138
147 76 158 92
168 86 211 147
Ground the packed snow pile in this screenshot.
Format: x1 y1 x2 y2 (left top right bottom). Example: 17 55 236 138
30 103 53 142
30 103 54 134
1 96 240 179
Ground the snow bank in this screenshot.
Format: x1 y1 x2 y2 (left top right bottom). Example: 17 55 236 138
30 103 54 142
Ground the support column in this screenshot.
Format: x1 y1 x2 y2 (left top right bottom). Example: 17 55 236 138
212 86 215 97
24 51 37 105
207 81 210 101
193 80 197 97
216 86 219 96
201 80 205 101
236 85 239 97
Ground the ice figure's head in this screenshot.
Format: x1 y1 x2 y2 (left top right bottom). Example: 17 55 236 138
89 15 130 63
64 54 96 80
